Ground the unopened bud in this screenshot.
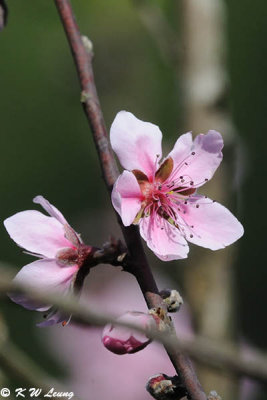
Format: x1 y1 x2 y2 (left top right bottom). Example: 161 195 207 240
160 289 183 313
208 391 222 400
81 35 93 54
102 311 156 355
149 307 172 332
146 373 187 400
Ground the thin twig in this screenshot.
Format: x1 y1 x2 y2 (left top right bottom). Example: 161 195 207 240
1 275 267 386
53 1 206 398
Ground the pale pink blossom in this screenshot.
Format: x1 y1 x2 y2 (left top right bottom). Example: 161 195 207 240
102 311 156 355
111 111 244 260
4 196 93 326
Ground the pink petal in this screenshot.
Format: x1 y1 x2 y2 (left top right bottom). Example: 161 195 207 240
169 130 223 186
181 196 244 250
37 311 68 327
4 210 73 258
112 171 143 226
9 259 78 311
102 312 155 355
33 195 68 225
139 214 189 261
110 111 162 179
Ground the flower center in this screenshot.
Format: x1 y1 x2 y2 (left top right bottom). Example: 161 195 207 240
56 244 93 267
132 157 197 226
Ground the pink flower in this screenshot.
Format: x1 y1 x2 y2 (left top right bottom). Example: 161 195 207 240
111 111 244 261
102 311 156 355
4 196 93 327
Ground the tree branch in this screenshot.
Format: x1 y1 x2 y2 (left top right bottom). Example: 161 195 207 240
53 1 206 398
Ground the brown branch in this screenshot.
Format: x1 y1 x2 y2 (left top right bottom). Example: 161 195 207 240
53 1 207 399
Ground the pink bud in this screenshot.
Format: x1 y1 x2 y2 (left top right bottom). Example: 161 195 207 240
102 311 156 355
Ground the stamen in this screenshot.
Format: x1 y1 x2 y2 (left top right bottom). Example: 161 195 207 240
168 151 197 181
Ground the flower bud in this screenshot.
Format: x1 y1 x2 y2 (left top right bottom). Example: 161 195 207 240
102 311 156 355
208 391 222 400
159 289 183 313
146 373 187 400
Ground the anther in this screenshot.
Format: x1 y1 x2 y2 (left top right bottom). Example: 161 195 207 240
191 151 195 155
180 176 183 179
184 201 187 204
181 179 185 183
205 178 208 182
185 162 188 165
191 225 194 228
196 204 199 208
190 181 194 186
190 234 193 238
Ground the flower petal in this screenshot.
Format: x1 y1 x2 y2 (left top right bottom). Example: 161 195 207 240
112 171 143 226
110 111 162 179
8 259 78 311
33 195 68 225
4 210 73 258
37 311 68 327
139 214 189 261
169 130 223 186
102 312 154 355
181 196 244 250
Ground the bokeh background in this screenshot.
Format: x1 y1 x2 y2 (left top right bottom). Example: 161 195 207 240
0 0 266 399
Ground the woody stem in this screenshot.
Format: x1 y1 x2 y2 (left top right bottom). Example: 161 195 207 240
53 1 207 399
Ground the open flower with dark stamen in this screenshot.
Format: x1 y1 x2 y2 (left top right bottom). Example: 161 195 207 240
4 196 94 326
111 111 244 261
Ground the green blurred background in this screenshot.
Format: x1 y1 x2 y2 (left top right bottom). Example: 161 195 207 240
0 0 266 398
